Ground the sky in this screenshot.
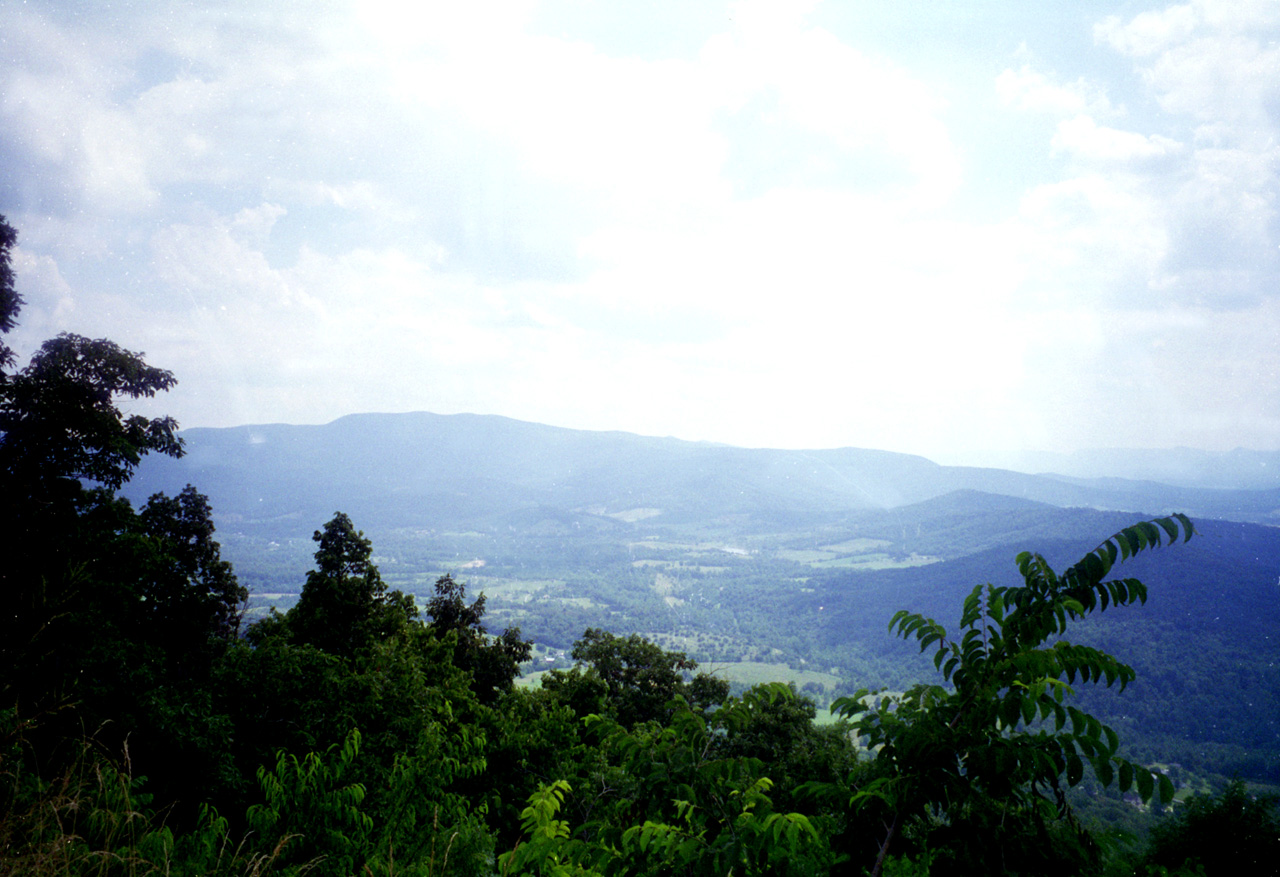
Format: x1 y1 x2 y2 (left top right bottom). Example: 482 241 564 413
1 0 1278 465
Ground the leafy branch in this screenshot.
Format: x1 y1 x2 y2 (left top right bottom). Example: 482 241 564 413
830 515 1195 875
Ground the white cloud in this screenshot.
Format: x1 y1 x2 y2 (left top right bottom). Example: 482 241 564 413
8 247 76 346
1032 1 1280 313
1052 115 1183 164
263 179 398 214
1014 171 1173 312
1095 5 1201 57
1098 1 1280 127
996 64 1113 116
708 8 962 206
2 1 1277 458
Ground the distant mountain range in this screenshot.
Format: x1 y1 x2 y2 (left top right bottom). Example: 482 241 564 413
124 411 1280 536
121 412 1280 783
988 446 1280 490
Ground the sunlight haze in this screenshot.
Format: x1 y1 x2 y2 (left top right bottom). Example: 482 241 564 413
2 0 1277 465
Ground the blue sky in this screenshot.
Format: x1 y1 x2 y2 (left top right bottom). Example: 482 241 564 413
2 1 1277 464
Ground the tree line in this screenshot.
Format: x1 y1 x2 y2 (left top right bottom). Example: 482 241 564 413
1 214 1276 876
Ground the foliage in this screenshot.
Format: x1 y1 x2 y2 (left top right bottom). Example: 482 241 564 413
499 781 601 877
0 215 19 368
471 686 592 848
427 574 532 703
594 694 834 876
136 486 245 641
0 710 185 877
0 239 248 819
2 213 1248 876
0 328 192 712
284 512 417 660
1140 781 1280 876
827 515 1194 876
0 333 181 493
709 683 857 810
544 629 729 727
245 729 373 876
503 699 835 877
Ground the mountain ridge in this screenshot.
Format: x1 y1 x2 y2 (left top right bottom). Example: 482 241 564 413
125 411 1280 535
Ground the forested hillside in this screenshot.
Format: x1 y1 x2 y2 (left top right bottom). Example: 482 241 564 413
125 412 1280 532
4 213 1279 875
126 423 1280 786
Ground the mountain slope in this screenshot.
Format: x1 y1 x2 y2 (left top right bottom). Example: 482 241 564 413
124 412 1280 538
118 411 1280 783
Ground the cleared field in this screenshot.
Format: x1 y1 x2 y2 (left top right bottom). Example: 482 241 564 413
628 540 698 552
518 660 840 694
697 660 841 691
458 577 564 595
810 553 940 570
632 559 731 574
516 668 553 689
820 537 892 553
608 508 663 522
629 540 752 555
776 549 837 563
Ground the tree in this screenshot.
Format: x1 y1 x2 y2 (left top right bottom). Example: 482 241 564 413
0 219 206 717
1142 780 1280 876
0 214 20 368
710 683 856 810
285 512 417 659
426 573 532 702
501 695 835 876
0 301 189 708
828 515 1195 876
545 629 729 727
0 215 249 820
0 333 181 493
137 485 245 642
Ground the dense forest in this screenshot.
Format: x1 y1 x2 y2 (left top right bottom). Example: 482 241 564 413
3 213 1279 876
125 421 1280 789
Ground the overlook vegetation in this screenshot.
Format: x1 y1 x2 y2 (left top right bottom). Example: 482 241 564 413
3 213 1279 875
130 438 1280 788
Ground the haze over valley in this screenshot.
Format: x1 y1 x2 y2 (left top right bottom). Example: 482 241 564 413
124 411 1280 786
6 2 1280 870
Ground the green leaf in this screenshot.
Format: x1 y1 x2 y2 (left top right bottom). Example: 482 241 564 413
943 656 959 680
1068 707 1084 737
1158 773 1175 805
1174 513 1195 541
1138 521 1162 547
1065 752 1083 787
1001 695 1023 730
1136 767 1154 802
1020 693 1036 726
1081 553 1105 584
1094 758 1114 787
1117 531 1134 560
1118 761 1133 793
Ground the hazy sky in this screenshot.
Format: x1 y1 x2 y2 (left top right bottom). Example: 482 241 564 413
2 1 1277 463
